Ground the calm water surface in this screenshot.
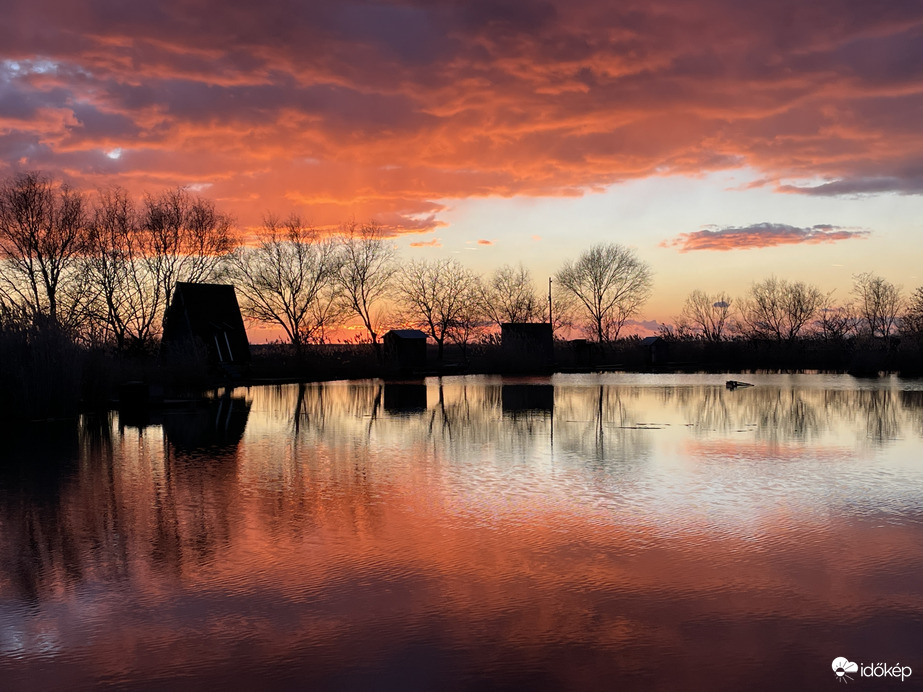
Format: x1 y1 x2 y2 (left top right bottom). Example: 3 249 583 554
1 373 922 690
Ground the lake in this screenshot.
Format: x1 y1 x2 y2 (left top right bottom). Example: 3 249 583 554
1 373 922 690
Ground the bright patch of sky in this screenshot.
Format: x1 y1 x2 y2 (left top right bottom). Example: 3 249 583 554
425 169 923 322
2 59 60 75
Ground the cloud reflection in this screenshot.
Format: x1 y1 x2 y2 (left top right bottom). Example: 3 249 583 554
1 377 923 689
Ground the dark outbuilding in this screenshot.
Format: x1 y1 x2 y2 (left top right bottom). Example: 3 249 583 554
640 335 669 365
383 329 429 371
162 282 251 371
501 322 554 371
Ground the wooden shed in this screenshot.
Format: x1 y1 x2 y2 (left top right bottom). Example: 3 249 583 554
383 329 428 371
162 282 251 371
501 323 554 371
640 335 669 365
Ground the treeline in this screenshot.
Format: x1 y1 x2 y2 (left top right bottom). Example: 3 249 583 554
3 170 923 421
654 273 923 375
0 171 657 358
3 171 922 354
0 173 233 349
667 275 923 345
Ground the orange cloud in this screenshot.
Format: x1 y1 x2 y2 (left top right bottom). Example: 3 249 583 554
663 223 871 252
477 239 493 245
409 238 441 248
1 1 923 232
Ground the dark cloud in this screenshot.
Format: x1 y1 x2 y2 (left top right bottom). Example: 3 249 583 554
778 178 919 196
1 0 923 229
778 162 923 195
68 103 140 138
663 223 871 252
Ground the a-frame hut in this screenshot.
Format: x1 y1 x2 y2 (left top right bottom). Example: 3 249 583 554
162 282 251 371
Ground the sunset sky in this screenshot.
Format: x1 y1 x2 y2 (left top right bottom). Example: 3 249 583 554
3 0 923 330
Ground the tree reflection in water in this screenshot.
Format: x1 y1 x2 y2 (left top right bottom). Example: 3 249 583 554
1 375 923 691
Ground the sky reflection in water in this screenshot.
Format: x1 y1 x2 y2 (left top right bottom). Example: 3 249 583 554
1 373 922 691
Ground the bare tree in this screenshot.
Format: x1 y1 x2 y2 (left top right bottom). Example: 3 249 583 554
481 263 542 326
0 172 88 327
448 274 486 358
229 216 342 348
396 258 482 360
554 243 653 342
676 290 732 341
141 188 235 312
82 187 163 350
903 286 923 337
852 272 903 339
812 293 857 342
336 221 397 347
741 276 824 341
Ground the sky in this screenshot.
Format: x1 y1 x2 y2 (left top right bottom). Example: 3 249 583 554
2 0 923 332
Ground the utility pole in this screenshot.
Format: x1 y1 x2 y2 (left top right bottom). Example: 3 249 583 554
548 277 553 328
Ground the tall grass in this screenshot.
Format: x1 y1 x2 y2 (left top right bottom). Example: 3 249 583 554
0 318 85 421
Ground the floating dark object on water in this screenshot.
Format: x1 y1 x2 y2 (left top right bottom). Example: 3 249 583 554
726 380 754 389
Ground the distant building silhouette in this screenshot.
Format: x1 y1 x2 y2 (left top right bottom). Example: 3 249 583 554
162 282 251 372
640 335 668 365
501 323 554 371
383 329 428 372
570 338 591 367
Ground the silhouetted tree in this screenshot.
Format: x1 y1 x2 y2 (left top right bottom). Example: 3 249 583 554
396 258 482 360
481 263 542 326
82 187 162 350
554 243 652 342
676 289 732 341
813 295 857 342
0 172 88 328
741 276 824 341
903 286 923 337
336 221 396 347
141 188 235 314
852 272 902 339
229 216 342 348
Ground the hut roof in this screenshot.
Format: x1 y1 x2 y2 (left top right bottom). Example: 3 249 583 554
162 282 250 363
385 329 429 340
171 282 246 329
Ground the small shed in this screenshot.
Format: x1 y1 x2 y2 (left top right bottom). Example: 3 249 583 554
383 329 428 371
501 323 554 371
162 282 251 369
640 335 669 365
570 338 591 367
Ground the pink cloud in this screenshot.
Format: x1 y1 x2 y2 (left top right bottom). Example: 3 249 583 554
663 223 871 252
477 239 493 245
409 238 441 248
